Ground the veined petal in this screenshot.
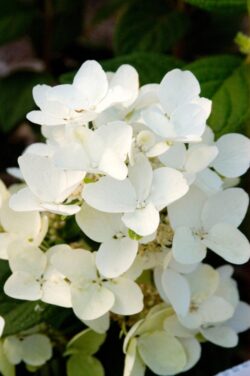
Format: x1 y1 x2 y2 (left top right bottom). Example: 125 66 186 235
21 334 52 366
9 187 44 212
82 177 136 213
203 223 250 264
42 277 72 308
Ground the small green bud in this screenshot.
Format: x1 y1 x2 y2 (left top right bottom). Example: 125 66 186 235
128 229 142 240
235 32 250 55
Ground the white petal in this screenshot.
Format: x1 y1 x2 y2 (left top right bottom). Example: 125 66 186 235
185 145 218 174
226 302 250 333
76 203 123 242
201 188 249 230
186 264 219 302
0 317 4 337
122 203 159 236
159 69 200 114
138 331 186 375
9 187 44 212
159 143 186 170
203 223 250 264
171 101 209 141
42 277 72 308
128 154 153 202
27 110 66 126
149 167 189 210
142 106 175 138
161 269 191 316
180 338 201 372
50 246 97 282
22 334 52 366
82 177 136 213
99 149 128 180
0 199 41 239
42 202 80 216
96 238 138 278
172 227 206 264
71 283 115 321
4 272 42 301
213 133 250 178
96 122 133 162
199 296 234 323
3 336 22 364
105 277 143 315
201 326 238 348
195 168 223 194
168 186 206 229
106 64 139 107
83 312 110 334
73 60 108 107
8 242 46 277
123 338 145 376
164 316 194 338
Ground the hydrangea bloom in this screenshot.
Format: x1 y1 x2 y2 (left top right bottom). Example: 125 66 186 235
0 61 249 376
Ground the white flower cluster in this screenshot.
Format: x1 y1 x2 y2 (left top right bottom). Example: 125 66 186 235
0 60 250 374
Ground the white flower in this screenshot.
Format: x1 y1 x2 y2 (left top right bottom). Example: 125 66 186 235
168 186 250 264
159 142 219 186
76 203 139 278
4 242 71 308
3 334 52 366
82 154 189 236
123 305 200 376
143 69 211 143
211 133 250 178
53 121 132 180
50 245 143 321
0 182 48 260
27 61 138 127
9 152 84 215
154 252 198 316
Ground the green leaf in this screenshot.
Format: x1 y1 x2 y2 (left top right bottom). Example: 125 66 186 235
66 329 106 356
0 341 15 376
184 0 247 12
0 72 53 132
2 302 58 336
67 354 104 376
60 53 184 86
114 0 189 55
0 1 36 46
185 55 250 136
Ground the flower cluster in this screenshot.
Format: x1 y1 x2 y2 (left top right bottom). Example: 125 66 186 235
0 60 250 375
